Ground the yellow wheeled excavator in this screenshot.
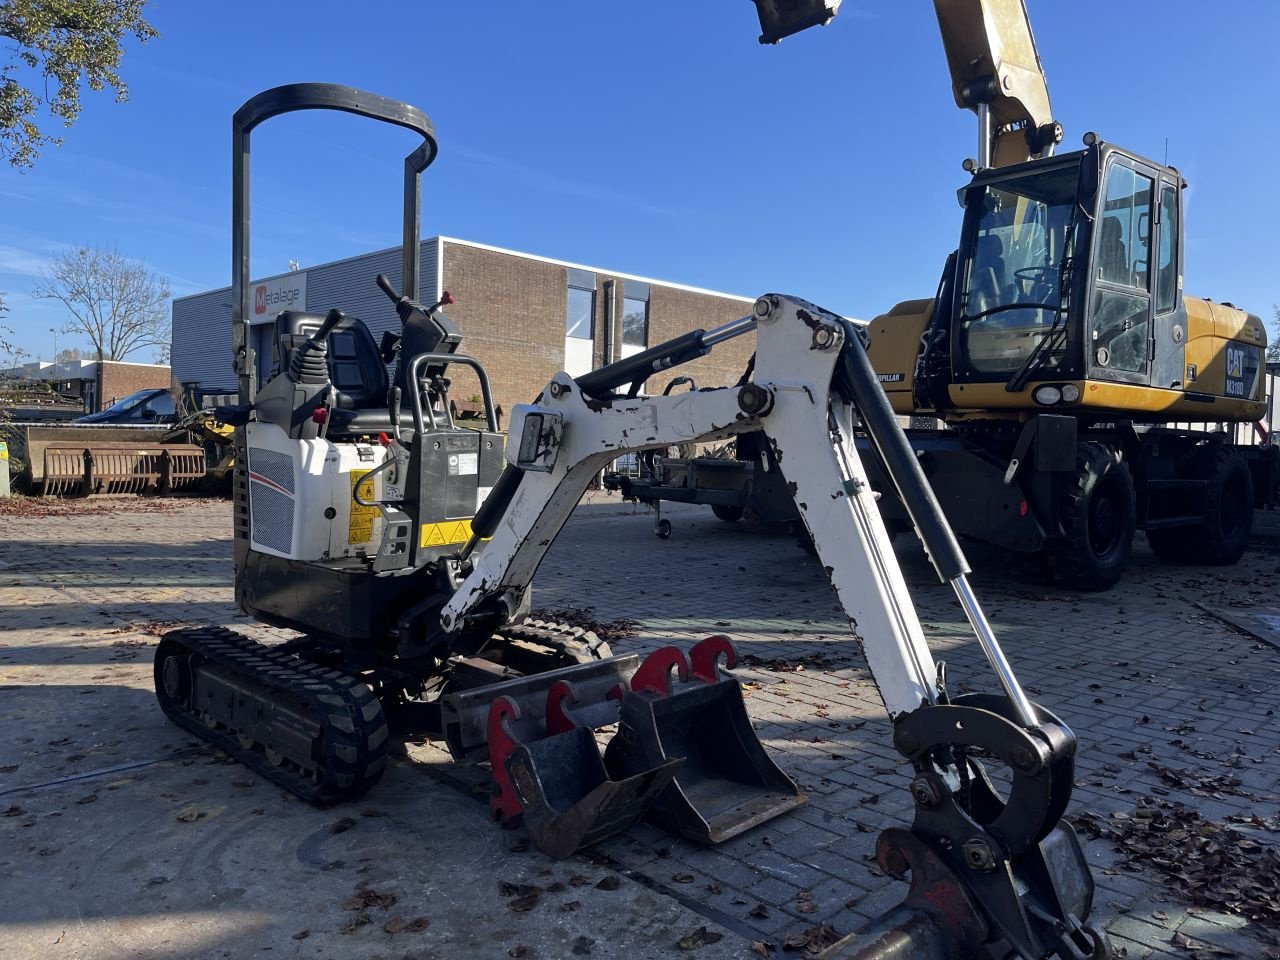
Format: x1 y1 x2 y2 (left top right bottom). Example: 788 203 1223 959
152 77 1110 959
622 0 1275 590
859 0 1275 591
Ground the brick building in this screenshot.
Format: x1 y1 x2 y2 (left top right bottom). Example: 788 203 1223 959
0 358 172 414
171 237 756 424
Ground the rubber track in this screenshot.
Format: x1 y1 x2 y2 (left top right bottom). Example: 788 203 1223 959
154 625 389 805
502 619 612 664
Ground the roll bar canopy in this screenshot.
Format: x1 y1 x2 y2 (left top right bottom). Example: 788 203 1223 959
231 83 438 402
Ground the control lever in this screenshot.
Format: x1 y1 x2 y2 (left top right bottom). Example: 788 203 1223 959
311 307 346 344
375 272 456 320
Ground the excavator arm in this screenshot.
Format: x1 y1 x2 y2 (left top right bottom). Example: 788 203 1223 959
441 295 1108 959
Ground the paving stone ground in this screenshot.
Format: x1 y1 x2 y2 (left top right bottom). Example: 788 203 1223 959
1 493 1278 959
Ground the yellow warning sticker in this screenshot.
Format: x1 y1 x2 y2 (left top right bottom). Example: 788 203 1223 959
349 471 379 544
419 519 475 549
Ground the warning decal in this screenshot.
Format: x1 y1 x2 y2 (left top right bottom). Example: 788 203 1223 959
349 472 379 544
419 519 475 549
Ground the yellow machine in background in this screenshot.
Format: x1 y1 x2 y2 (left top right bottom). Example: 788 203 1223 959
759 0 1276 590
855 0 1274 590
625 1 1275 591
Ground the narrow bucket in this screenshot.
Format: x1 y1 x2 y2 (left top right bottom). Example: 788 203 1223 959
487 687 680 859
506 728 681 859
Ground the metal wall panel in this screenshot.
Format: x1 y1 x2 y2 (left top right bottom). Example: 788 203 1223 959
171 288 236 391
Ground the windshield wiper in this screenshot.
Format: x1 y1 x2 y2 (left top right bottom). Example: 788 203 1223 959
1004 313 1068 392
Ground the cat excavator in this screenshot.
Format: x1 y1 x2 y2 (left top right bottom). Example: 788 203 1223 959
151 74 1109 958
624 0 1274 591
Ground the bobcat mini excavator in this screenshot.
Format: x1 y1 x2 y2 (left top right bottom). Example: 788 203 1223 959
154 80 1108 959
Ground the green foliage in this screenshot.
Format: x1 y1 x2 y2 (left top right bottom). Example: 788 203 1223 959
0 0 157 167
1269 305 1280 364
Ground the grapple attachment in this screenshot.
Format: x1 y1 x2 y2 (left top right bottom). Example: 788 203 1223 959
487 681 680 859
605 636 805 844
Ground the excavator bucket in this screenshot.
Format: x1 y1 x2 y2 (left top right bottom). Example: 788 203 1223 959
605 637 805 844
20 426 205 496
487 682 681 859
752 0 842 44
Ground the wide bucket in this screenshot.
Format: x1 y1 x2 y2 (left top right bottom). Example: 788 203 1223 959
605 678 805 844
506 726 681 859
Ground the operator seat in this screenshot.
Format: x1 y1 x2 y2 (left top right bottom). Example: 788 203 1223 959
273 310 419 437
1098 218 1129 285
970 234 1007 315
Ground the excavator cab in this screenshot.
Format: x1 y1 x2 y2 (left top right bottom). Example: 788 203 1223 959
939 139 1267 421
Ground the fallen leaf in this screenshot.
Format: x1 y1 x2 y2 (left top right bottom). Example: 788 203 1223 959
508 947 528 958
404 917 430 933
752 942 776 957
292 929 310 942
329 817 357 834
596 875 621 891
342 889 398 911
750 904 770 918
509 892 541 913
339 913 370 935
677 926 724 950
673 873 695 884
384 915 404 934
561 900 583 912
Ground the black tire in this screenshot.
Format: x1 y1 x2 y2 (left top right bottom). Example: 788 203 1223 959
1051 442 1135 591
1148 447 1252 565
711 504 744 523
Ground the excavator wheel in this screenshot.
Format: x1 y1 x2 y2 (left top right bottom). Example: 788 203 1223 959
1147 447 1252 565
711 505 744 523
1051 442 1134 592
154 625 389 804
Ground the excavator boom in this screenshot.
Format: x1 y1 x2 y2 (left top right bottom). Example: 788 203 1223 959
933 0 1061 167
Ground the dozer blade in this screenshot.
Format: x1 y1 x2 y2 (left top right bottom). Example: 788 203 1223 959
488 684 681 859
604 638 805 844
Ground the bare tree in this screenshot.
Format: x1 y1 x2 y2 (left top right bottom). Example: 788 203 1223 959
34 244 170 362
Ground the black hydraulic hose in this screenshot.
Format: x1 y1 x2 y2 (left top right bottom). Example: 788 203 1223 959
835 321 970 583
464 464 523 556
575 331 709 400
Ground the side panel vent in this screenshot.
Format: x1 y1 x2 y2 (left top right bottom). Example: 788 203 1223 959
247 447 295 555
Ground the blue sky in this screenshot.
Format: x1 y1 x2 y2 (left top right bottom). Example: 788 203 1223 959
2 1 1278 362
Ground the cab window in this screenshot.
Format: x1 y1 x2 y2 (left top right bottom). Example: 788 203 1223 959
1156 183 1178 313
1097 166 1152 290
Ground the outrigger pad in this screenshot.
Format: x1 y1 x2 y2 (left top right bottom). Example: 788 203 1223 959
605 637 805 844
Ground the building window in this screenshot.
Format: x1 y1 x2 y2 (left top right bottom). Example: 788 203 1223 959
566 269 595 341
622 281 649 349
